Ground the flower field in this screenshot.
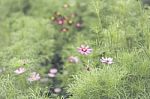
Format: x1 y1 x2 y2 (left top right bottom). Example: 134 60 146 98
0 0 150 99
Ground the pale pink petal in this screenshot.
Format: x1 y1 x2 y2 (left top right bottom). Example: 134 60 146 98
27 72 40 82
49 68 58 74
54 88 62 93
14 67 26 75
48 73 56 78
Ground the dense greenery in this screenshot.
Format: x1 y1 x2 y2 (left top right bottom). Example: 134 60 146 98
0 0 150 99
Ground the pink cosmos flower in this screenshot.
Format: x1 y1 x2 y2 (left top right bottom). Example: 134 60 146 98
27 72 40 82
54 88 62 93
49 68 58 74
48 68 58 78
56 18 65 25
100 57 114 64
78 45 92 55
48 73 56 78
14 67 26 75
68 56 79 63
76 23 82 28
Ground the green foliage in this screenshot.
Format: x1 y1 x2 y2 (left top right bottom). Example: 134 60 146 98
0 0 150 98
0 16 55 69
68 67 127 99
0 73 50 99
67 0 150 99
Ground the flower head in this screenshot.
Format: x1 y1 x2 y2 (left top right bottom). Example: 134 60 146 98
49 68 58 74
51 16 56 21
76 23 81 28
67 20 73 25
100 57 114 64
63 4 70 8
78 45 92 55
54 88 62 93
48 73 56 78
27 72 40 82
56 17 65 25
68 56 79 63
75 22 83 30
48 68 58 78
14 67 26 75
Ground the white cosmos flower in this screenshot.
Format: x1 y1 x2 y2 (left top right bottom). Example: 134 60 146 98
100 57 114 64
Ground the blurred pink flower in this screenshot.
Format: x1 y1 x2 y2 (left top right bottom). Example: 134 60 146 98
49 68 58 74
78 45 92 55
56 18 65 25
76 23 82 28
68 56 79 63
54 88 62 93
14 67 26 75
48 73 56 78
48 68 58 78
100 57 114 64
27 72 40 82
